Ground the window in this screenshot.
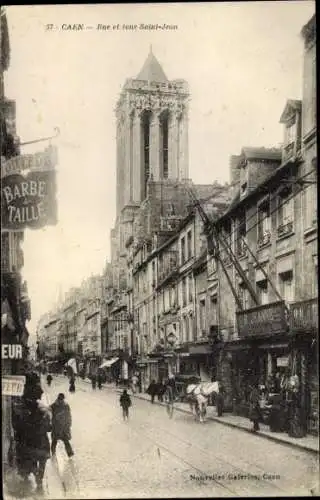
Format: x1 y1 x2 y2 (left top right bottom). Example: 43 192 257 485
221 221 232 265
210 296 218 325
188 275 193 302
180 236 185 264
142 111 151 198
257 199 271 247
187 230 192 260
313 256 318 297
182 277 187 306
160 113 169 179
207 256 217 276
183 316 189 342
285 121 295 145
256 279 268 305
279 270 294 303
237 212 246 257
199 299 206 334
185 315 190 342
277 187 294 237
238 283 250 309
304 181 317 229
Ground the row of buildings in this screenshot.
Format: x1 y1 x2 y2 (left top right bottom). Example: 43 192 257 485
1 7 60 468
38 14 317 435
1 8 33 467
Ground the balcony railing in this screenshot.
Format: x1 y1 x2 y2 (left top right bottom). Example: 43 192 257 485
257 231 271 249
289 298 318 332
236 300 287 338
277 220 293 238
158 257 178 284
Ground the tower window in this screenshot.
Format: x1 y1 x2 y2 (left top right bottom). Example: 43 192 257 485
141 111 151 199
160 111 169 179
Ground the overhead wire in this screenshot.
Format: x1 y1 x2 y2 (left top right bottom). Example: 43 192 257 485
115 167 317 329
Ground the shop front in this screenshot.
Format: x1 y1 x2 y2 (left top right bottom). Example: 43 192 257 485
177 343 213 381
226 336 291 418
99 356 120 382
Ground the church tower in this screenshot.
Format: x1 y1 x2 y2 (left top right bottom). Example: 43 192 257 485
115 47 190 216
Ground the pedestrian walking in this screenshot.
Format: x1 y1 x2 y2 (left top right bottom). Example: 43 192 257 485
46 373 53 387
91 374 97 390
120 389 132 420
69 374 76 393
147 380 157 404
157 381 166 402
97 372 103 390
216 380 224 417
50 393 74 457
249 383 262 432
131 374 138 394
12 372 52 493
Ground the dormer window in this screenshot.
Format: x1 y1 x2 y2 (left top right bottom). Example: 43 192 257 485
285 118 295 145
279 100 302 162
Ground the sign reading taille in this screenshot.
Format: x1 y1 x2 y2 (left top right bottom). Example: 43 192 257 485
1 146 58 230
2 375 26 397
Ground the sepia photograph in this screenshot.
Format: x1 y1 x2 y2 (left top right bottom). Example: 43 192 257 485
1 2 318 498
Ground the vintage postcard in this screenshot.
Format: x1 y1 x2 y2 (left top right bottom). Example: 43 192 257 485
1 2 318 499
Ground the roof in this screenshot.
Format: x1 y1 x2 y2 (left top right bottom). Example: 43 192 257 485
137 47 168 82
279 99 302 124
241 147 282 161
220 157 299 222
301 14 316 43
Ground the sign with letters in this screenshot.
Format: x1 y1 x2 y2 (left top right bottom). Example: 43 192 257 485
1 145 58 230
2 375 26 397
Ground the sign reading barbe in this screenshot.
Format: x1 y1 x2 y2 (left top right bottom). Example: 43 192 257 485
1 145 58 230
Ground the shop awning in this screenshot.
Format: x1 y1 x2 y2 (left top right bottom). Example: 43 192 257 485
136 357 158 365
189 344 212 355
99 357 119 369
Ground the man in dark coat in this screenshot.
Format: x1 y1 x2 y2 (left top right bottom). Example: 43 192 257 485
216 380 225 417
249 383 262 432
120 389 132 420
12 373 51 492
146 380 157 404
69 373 76 393
50 393 74 457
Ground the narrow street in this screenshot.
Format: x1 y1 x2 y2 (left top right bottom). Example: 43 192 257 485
42 376 318 499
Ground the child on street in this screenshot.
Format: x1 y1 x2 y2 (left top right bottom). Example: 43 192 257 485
120 389 132 421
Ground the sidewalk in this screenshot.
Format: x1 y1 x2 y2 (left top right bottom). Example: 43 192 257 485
80 377 319 455
3 461 64 500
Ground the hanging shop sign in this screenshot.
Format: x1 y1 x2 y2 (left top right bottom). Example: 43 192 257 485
2 375 26 397
1 145 58 230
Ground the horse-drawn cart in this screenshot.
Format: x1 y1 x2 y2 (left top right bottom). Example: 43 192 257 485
164 375 220 422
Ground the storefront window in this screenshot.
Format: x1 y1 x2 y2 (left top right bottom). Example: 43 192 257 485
279 270 294 303
256 279 268 305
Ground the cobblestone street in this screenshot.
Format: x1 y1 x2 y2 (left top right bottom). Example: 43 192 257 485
40 376 318 498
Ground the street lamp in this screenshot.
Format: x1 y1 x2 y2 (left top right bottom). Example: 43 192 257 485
127 313 135 357
166 332 177 377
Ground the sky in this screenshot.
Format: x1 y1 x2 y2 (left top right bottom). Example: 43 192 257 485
4 1 315 336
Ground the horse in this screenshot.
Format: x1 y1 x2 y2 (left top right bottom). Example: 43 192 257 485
186 381 220 423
